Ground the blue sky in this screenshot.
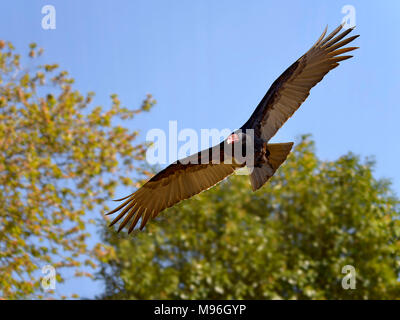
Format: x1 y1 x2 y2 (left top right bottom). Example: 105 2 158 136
1 0 399 298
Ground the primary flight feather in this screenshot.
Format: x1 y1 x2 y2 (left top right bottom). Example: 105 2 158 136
107 23 359 233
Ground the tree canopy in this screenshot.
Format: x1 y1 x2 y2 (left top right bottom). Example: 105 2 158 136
98 136 400 299
0 40 155 299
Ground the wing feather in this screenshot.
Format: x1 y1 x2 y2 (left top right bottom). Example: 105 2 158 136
242 24 359 141
107 157 240 233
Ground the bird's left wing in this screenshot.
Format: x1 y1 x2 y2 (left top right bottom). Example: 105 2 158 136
242 24 359 141
106 147 241 233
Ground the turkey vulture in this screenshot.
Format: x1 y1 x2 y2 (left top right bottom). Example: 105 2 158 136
107 24 359 233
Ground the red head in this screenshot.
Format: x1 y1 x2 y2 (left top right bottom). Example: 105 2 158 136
227 133 240 144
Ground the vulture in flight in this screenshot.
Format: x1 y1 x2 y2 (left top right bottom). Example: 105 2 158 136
107 24 359 233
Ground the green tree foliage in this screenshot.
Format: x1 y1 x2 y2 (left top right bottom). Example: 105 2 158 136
0 40 155 299
98 136 400 299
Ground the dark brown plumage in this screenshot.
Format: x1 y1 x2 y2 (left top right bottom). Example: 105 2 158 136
107 23 359 233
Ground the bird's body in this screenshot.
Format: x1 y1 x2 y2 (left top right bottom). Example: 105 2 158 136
107 23 359 233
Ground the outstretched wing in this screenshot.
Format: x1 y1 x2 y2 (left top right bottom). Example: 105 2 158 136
106 145 241 233
242 24 359 140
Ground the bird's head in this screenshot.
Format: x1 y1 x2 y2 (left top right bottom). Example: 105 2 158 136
225 131 254 164
226 131 253 146
227 133 240 144
224 130 259 166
